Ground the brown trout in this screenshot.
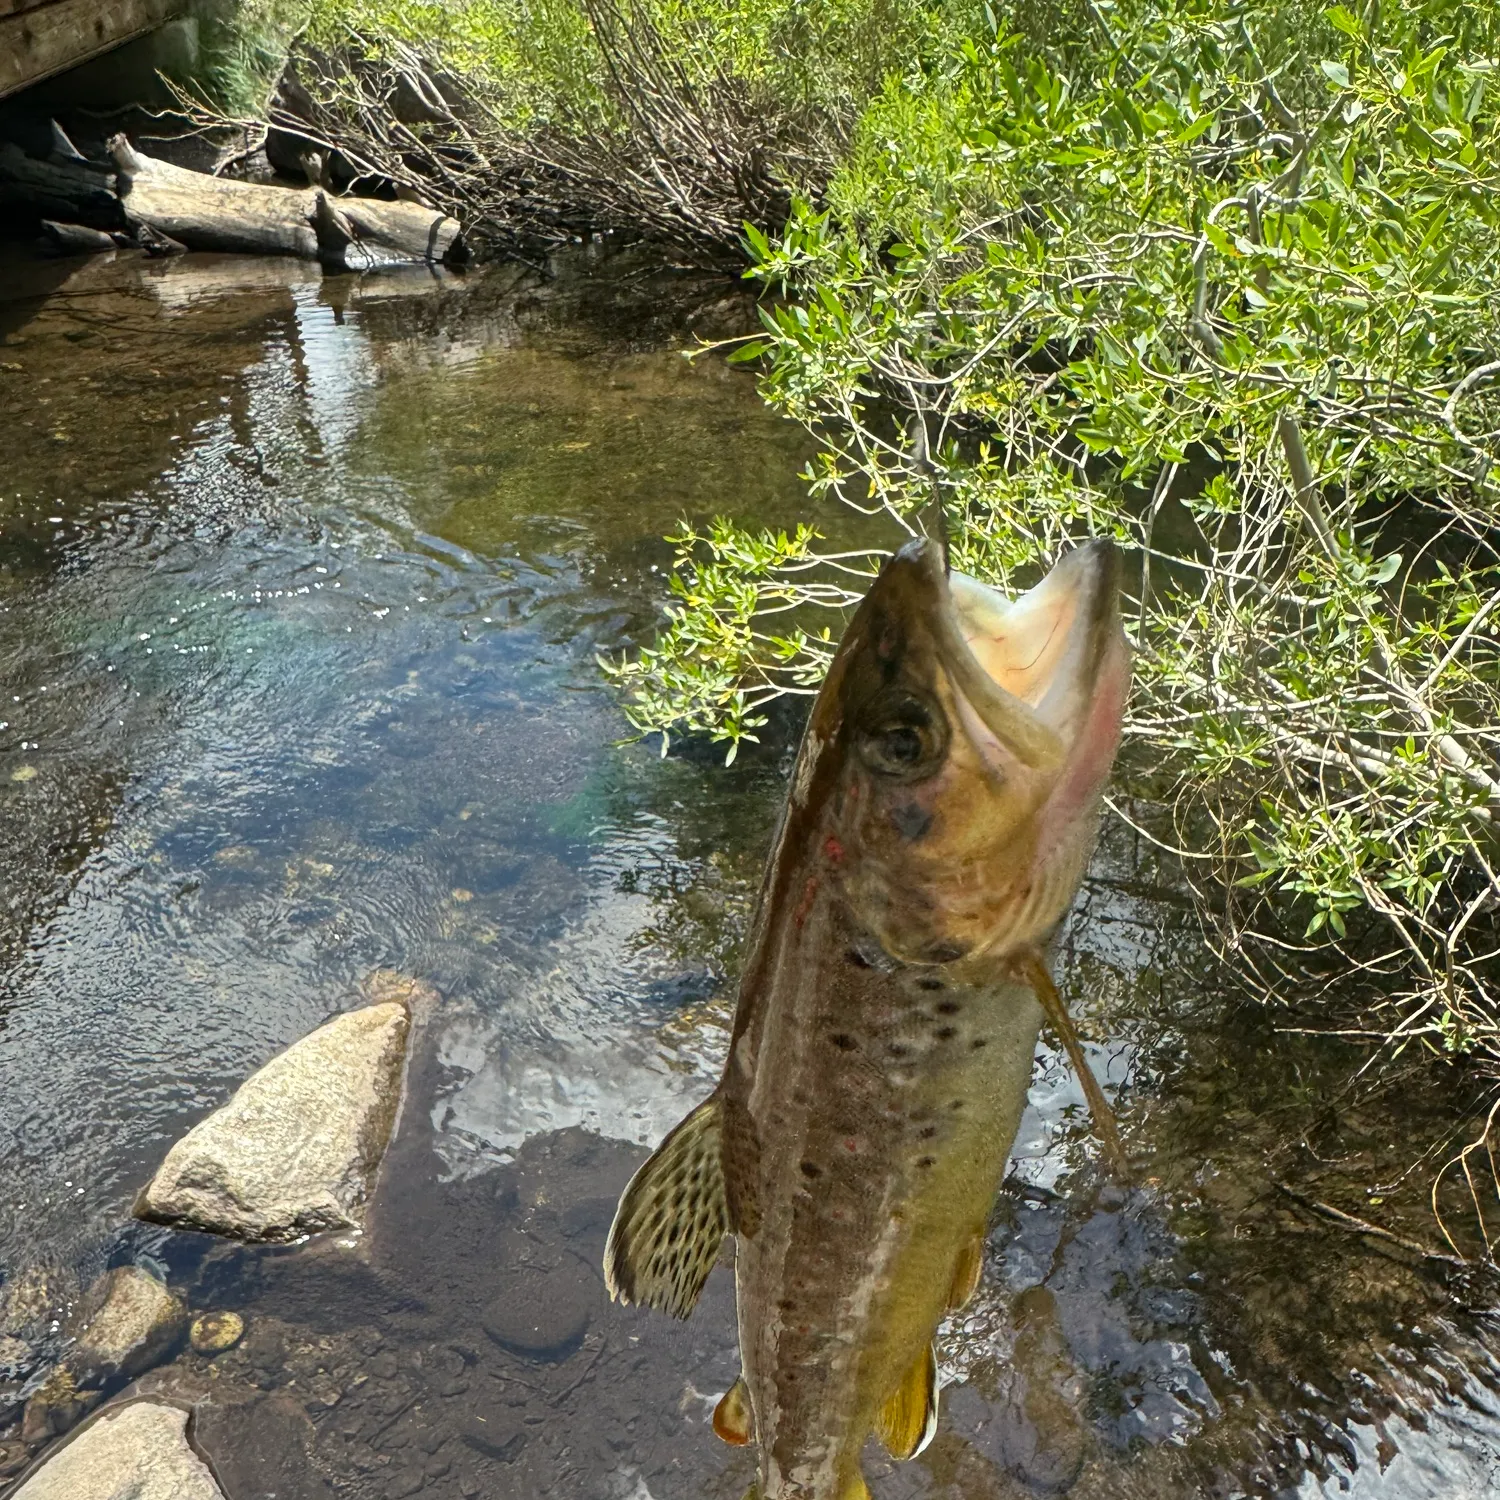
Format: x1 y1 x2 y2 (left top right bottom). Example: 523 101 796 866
605 533 1129 1498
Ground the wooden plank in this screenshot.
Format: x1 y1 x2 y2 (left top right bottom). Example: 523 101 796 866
0 0 188 99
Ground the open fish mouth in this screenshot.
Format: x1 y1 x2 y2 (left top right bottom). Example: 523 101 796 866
944 538 1128 766
828 531 1131 964
853 530 1128 792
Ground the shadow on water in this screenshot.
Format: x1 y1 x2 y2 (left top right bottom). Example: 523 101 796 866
1 246 1498 1498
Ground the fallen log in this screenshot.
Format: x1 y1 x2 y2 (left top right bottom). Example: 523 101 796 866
1 125 463 269
311 189 461 271
0 136 121 228
109 134 321 256
106 134 464 269
39 220 125 254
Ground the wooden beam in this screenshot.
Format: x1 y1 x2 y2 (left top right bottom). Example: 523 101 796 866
0 0 189 99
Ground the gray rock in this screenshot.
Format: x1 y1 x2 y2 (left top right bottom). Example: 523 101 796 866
20 1267 185 1442
481 1262 595 1360
12 1399 225 1500
135 999 412 1242
65 1267 187 1384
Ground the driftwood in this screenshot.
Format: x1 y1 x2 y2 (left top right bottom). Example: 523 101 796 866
0 122 463 270
0 137 122 227
109 134 322 256
108 135 464 268
40 220 125 254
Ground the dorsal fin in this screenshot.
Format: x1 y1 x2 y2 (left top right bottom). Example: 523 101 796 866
603 1094 729 1319
874 1341 939 1460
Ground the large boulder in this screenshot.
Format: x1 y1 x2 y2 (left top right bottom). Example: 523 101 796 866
134 999 412 1243
12 1399 224 1500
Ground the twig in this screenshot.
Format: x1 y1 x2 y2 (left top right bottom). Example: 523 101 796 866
1017 948 1130 1179
1274 1181 1478 1273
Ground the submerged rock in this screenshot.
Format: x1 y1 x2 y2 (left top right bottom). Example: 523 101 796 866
66 1268 187 1384
482 1262 596 1360
20 1267 185 1442
189 1311 244 1354
0 1263 74 1340
12 1399 225 1499
0 1333 32 1377
134 996 413 1242
19 1366 96 1445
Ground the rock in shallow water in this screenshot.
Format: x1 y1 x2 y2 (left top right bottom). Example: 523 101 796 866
134 999 412 1242
189 1311 244 1354
481 1262 597 1360
12 1400 225 1500
20 1267 187 1444
66 1268 187 1384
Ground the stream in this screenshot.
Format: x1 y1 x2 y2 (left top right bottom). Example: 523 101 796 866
1 246 1498 1499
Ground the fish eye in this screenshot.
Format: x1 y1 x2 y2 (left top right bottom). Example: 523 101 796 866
856 692 948 780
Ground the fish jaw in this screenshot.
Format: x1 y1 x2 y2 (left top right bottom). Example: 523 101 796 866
817 536 1129 966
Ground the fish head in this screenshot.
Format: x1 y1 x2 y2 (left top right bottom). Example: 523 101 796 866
811 534 1129 966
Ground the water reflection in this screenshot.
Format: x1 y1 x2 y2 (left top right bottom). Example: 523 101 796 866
0 248 1496 1498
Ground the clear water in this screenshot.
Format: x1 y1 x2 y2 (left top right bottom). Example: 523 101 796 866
1 248 1497 1499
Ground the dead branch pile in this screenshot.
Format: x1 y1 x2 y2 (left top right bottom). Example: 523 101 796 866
234 0 839 268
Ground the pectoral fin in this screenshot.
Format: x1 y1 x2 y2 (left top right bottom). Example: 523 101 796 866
603 1094 729 1319
874 1342 939 1460
713 1375 753 1445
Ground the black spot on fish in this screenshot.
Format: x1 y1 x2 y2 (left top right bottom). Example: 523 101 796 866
800 1160 822 1179
888 1043 911 1058
830 1033 859 1051
917 1156 937 1169
919 1125 938 1139
935 1026 957 1041
949 1100 965 1111
936 999 962 1015
917 977 944 992
846 947 872 968
889 801 933 840
971 1037 988 1050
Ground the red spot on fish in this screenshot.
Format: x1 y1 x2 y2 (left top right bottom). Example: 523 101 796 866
794 876 819 929
824 836 844 864
844 1137 859 1153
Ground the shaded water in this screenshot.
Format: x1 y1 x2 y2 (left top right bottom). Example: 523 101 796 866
1 248 1497 1499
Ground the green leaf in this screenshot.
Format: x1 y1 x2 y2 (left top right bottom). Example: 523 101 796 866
1321 59 1351 87
1175 113 1217 142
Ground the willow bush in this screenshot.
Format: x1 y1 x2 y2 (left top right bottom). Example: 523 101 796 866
611 0 1500 1096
